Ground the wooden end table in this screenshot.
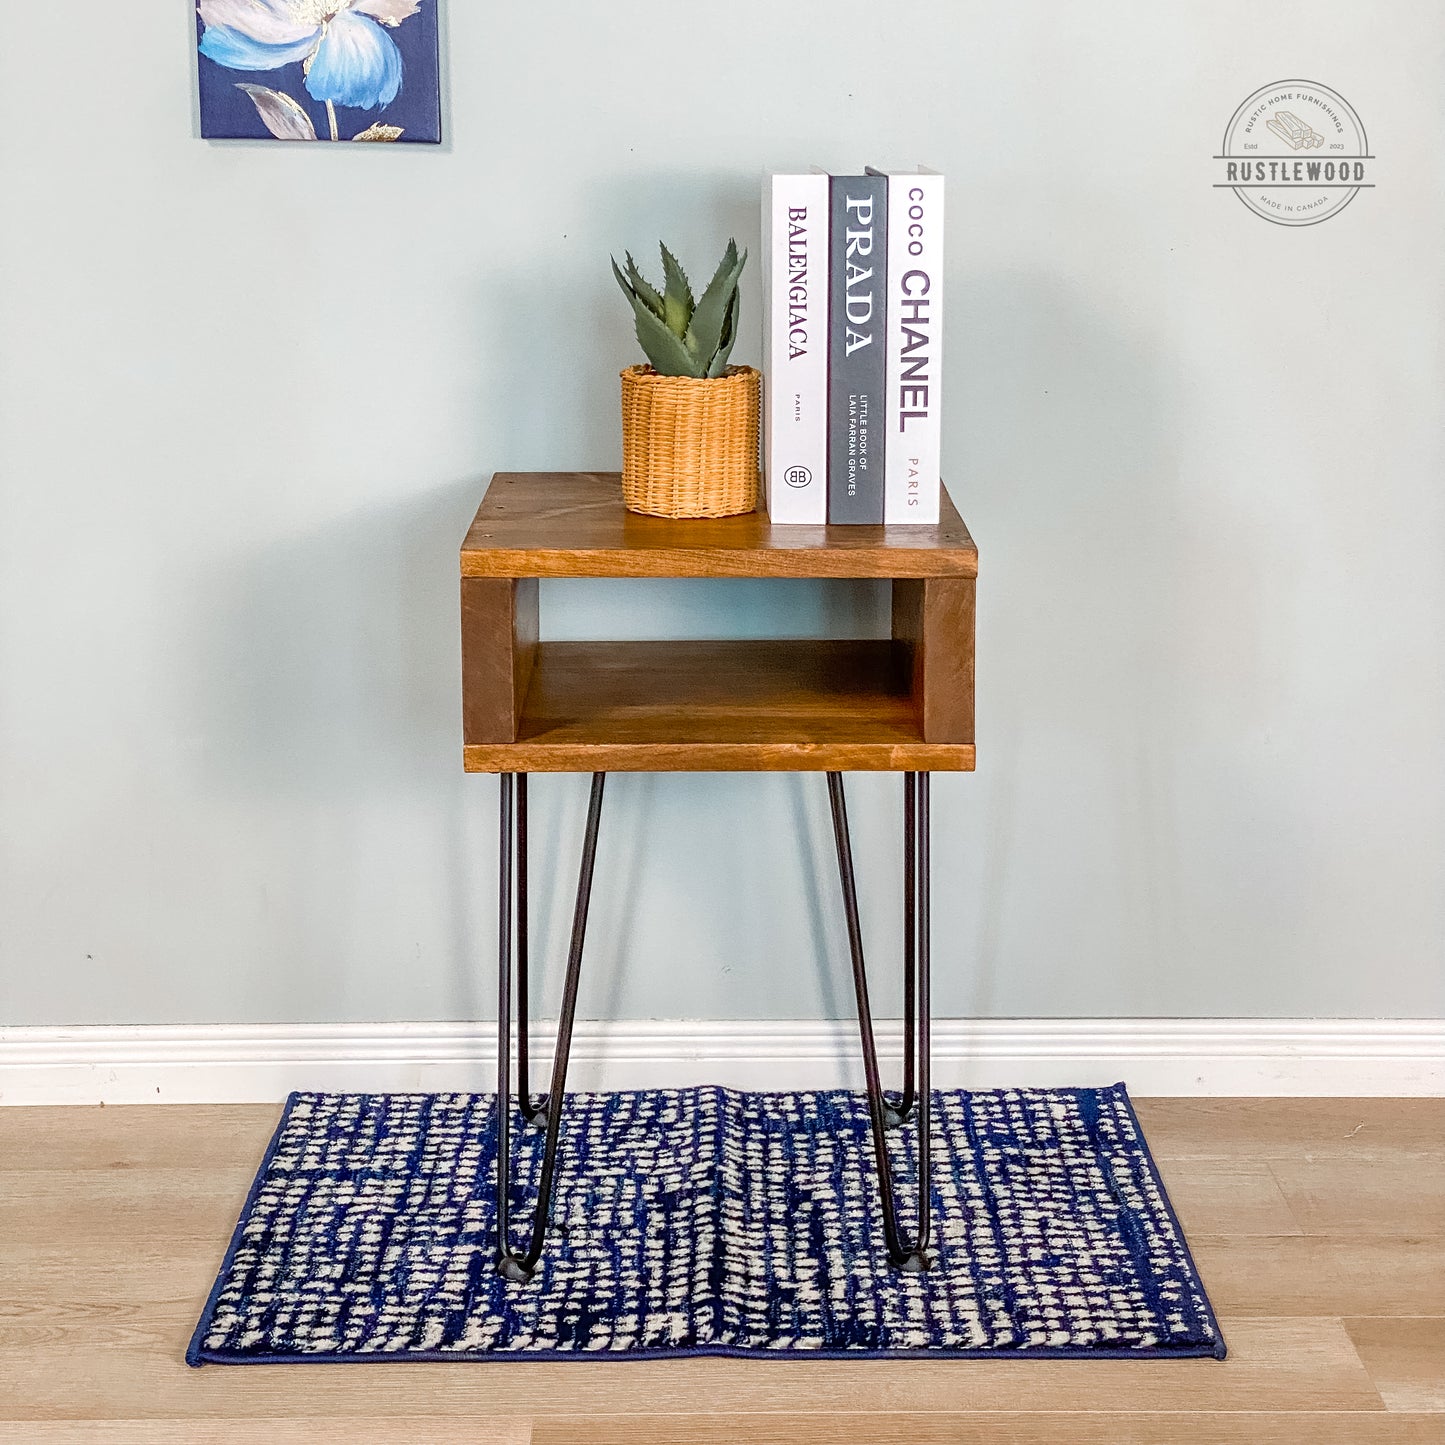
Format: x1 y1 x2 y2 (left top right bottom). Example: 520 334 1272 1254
460 472 978 1282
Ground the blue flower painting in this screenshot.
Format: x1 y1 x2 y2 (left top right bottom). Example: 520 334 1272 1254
197 1 440 144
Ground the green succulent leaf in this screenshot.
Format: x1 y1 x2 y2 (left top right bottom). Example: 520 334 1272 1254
629 295 706 377
686 239 745 372
706 285 742 377
614 239 745 377
624 251 664 319
611 255 638 309
659 242 695 339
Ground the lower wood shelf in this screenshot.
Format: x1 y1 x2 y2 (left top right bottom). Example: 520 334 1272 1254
462 639 976 773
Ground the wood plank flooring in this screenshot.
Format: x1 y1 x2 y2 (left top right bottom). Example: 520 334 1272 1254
1 1099 1441 1444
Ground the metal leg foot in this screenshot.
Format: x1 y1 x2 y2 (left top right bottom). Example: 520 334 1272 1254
495 771 607 1279
827 771 933 1270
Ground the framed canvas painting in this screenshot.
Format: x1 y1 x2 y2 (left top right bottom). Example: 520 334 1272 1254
196 1 441 144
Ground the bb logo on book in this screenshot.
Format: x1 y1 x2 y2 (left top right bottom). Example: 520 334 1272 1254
1215 80 1372 226
784 466 813 490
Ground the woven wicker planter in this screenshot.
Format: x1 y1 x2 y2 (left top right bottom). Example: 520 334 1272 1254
619 364 761 518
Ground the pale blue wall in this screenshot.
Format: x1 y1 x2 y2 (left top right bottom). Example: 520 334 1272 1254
2 1 1442 1024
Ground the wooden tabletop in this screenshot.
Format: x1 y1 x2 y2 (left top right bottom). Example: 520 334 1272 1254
461 472 978 579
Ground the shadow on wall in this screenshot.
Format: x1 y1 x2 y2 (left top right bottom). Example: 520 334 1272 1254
198 479 481 798
460 165 765 481
189 478 487 1018
185 472 857 1023
948 266 1264 1018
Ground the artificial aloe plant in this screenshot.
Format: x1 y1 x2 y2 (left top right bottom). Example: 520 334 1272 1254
611 240 747 379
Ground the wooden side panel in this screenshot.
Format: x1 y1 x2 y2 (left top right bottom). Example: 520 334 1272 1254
460 577 538 746
512 577 539 724
892 576 975 745
891 576 925 690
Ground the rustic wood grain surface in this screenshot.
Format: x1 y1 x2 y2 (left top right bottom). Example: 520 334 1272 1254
460 474 979 580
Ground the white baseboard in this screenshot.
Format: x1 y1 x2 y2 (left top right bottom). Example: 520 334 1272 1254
2 1019 1440 1105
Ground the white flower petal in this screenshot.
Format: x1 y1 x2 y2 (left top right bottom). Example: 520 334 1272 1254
198 0 315 45
352 0 421 26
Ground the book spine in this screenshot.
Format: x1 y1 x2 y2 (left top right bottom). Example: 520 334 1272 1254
763 173 829 523
882 172 944 524
827 174 888 524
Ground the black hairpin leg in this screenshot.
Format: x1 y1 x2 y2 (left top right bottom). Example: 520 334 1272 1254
495 770 606 1282
827 770 932 1272
513 776 550 1133
889 771 920 1128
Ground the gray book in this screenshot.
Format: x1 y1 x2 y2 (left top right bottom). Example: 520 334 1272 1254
827 173 888 524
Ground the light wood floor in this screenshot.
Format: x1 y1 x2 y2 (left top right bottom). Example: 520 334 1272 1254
2 1098 1442 1444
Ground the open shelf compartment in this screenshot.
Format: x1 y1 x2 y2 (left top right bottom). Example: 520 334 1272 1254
464 638 972 773
460 474 977 774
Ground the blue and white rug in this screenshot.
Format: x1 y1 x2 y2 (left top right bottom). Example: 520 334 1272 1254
188 1085 1224 1364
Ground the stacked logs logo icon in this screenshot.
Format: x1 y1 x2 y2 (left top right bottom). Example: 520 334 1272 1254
1216 80 1373 226
1267 110 1325 150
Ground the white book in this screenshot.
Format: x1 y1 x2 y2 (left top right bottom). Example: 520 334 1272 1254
762 171 829 523
868 167 944 524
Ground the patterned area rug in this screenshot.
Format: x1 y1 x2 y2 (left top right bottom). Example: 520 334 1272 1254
188 1085 1224 1364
